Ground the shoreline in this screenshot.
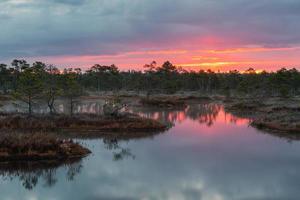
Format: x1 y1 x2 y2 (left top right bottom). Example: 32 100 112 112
0 113 168 133
224 97 300 135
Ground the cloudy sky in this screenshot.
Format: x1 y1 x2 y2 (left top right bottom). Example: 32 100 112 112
1 0 300 71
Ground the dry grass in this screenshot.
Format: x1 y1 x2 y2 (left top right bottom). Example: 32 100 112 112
226 100 265 111
251 110 300 133
223 98 300 134
140 97 186 108
178 96 213 102
0 95 11 101
0 113 167 132
0 133 90 162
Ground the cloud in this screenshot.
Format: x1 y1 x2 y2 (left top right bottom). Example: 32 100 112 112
47 0 87 5
1 0 300 69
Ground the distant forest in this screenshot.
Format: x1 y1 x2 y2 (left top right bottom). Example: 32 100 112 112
0 59 299 99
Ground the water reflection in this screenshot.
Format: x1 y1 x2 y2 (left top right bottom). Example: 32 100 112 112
103 138 136 161
132 103 249 127
1 102 300 199
0 159 83 190
186 104 220 126
0 100 249 128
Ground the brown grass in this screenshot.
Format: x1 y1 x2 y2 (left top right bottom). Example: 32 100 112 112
140 97 186 108
227 100 265 111
179 96 213 102
0 95 11 101
0 113 167 132
0 133 91 162
252 120 300 132
251 110 300 133
224 98 300 134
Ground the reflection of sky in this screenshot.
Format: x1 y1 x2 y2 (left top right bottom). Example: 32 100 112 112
1 104 300 199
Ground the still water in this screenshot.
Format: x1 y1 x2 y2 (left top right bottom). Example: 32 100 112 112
1 103 300 200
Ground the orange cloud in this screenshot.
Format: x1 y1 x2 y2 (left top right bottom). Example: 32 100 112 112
191 56 220 61
203 47 300 54
178 61 256 68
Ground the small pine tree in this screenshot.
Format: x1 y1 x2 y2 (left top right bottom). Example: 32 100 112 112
13 67 43 115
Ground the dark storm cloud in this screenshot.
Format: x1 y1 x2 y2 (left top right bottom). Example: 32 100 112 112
1 0 300 60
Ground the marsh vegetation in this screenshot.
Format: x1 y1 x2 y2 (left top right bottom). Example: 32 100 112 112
0 133 90 162
224 97 300 135
0 59 299 163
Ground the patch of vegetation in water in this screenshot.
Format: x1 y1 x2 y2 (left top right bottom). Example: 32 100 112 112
0 113 167 133
0 133 90 162
251 110 300 134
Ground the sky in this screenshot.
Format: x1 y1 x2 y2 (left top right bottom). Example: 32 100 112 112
1 0 300 71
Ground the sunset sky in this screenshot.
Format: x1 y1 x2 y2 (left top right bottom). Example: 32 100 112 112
1 0 300 71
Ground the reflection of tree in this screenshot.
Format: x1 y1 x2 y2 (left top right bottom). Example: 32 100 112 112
227 114 245 125
103 138 135 161
132 103 221 127
55 101 222 127
131 106 187 125
57 102 242 128
66 162 83 181
0 159 83 190
186 104 221 126
42 168 57 188
76 102 103 114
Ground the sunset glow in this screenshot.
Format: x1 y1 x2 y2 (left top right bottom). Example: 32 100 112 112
29 45 300 72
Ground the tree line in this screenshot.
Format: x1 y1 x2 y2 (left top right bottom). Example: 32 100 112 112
0 59 299 113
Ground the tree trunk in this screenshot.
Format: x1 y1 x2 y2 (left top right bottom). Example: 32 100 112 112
28 96 32 116
48 97 55 115
70 97 73 116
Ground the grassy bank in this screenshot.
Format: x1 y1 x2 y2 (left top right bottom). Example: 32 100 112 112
0 134 90 162
224 97 300 134
0 113 167 133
